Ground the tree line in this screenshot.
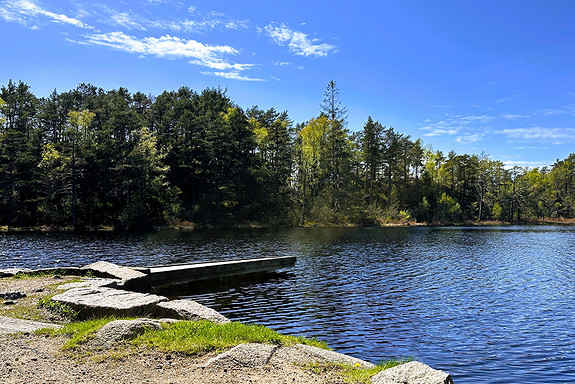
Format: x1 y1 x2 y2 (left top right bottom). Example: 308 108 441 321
1 79 574 230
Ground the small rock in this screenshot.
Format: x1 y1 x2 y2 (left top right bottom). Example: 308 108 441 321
204 343 279 368
0 292 27 300
371 361 454 384
90 319 164 348
155 299 230 324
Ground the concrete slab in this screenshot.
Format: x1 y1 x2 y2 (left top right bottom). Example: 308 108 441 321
0 316 60 334
147 256 296 288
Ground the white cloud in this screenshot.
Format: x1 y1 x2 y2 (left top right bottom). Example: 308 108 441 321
422 128 458 137
497 127 575 142
0 0 91 29
265 23 337 57
502 160 552 169
202 71 265 82
456 133 485 143
78 32 256 72
500 113 525 120
109 11 143 30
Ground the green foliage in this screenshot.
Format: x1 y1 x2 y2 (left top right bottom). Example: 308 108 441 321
2 79 575 228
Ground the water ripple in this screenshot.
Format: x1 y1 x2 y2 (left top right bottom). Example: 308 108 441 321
1 227 575 383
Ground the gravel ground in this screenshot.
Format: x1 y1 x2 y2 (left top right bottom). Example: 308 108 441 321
0 276 346 384
0 334 345 384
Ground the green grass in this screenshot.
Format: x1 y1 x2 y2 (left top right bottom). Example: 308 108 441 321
37 317 118 350
37 318 328 356
302 358 412 384
339 358 413 383
37 296 79 321
133 320 329 355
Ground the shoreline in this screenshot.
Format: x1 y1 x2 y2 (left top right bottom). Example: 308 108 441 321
0 272 451 384
2 218 575 233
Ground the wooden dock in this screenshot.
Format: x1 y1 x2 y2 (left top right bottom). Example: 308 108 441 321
143 256 297 289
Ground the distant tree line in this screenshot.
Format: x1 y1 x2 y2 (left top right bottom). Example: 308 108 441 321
1 79 574 230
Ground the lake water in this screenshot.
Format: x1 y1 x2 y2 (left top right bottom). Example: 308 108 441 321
1 226 574 383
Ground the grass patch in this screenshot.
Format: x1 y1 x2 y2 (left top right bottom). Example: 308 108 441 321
37 296 78 320
37 317 119 350
133 320 329 355
37 318 328 357
338 358 413 383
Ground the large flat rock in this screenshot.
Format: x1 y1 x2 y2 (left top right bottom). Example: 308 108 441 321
270 343 375 368
204 343 375 370
83 261 150 291
371 361 454 384
0 316 61 334
51 287 168 319
154 299 230 324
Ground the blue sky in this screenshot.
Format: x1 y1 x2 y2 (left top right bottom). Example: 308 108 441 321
1 0 575 168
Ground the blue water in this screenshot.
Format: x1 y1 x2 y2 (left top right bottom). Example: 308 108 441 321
1 227 574 383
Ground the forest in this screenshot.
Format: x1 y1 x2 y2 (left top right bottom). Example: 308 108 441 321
1 79 574 230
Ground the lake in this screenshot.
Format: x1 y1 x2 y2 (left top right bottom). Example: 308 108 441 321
1 226 574 383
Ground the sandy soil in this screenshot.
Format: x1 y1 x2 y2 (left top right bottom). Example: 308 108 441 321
0 333 346 384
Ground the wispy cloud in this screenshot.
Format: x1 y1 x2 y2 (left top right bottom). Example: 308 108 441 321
496 127 575 143
502 160 553 169
76 32 255 74
1 0 337 81
456 133 485 143
0 0 91 29
265 23 337 57
202 71 264 82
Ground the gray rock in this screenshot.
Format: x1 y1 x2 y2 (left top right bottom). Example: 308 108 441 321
371 361 454 384
270 343 375 368
56 278 120 291
204 343 279 368
0 268 32 277
204 343 375 370
51 287 168 319
154 299 230 324
0 292 26 300
0 315 61 334
89 319 164 348
82 261 151 291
